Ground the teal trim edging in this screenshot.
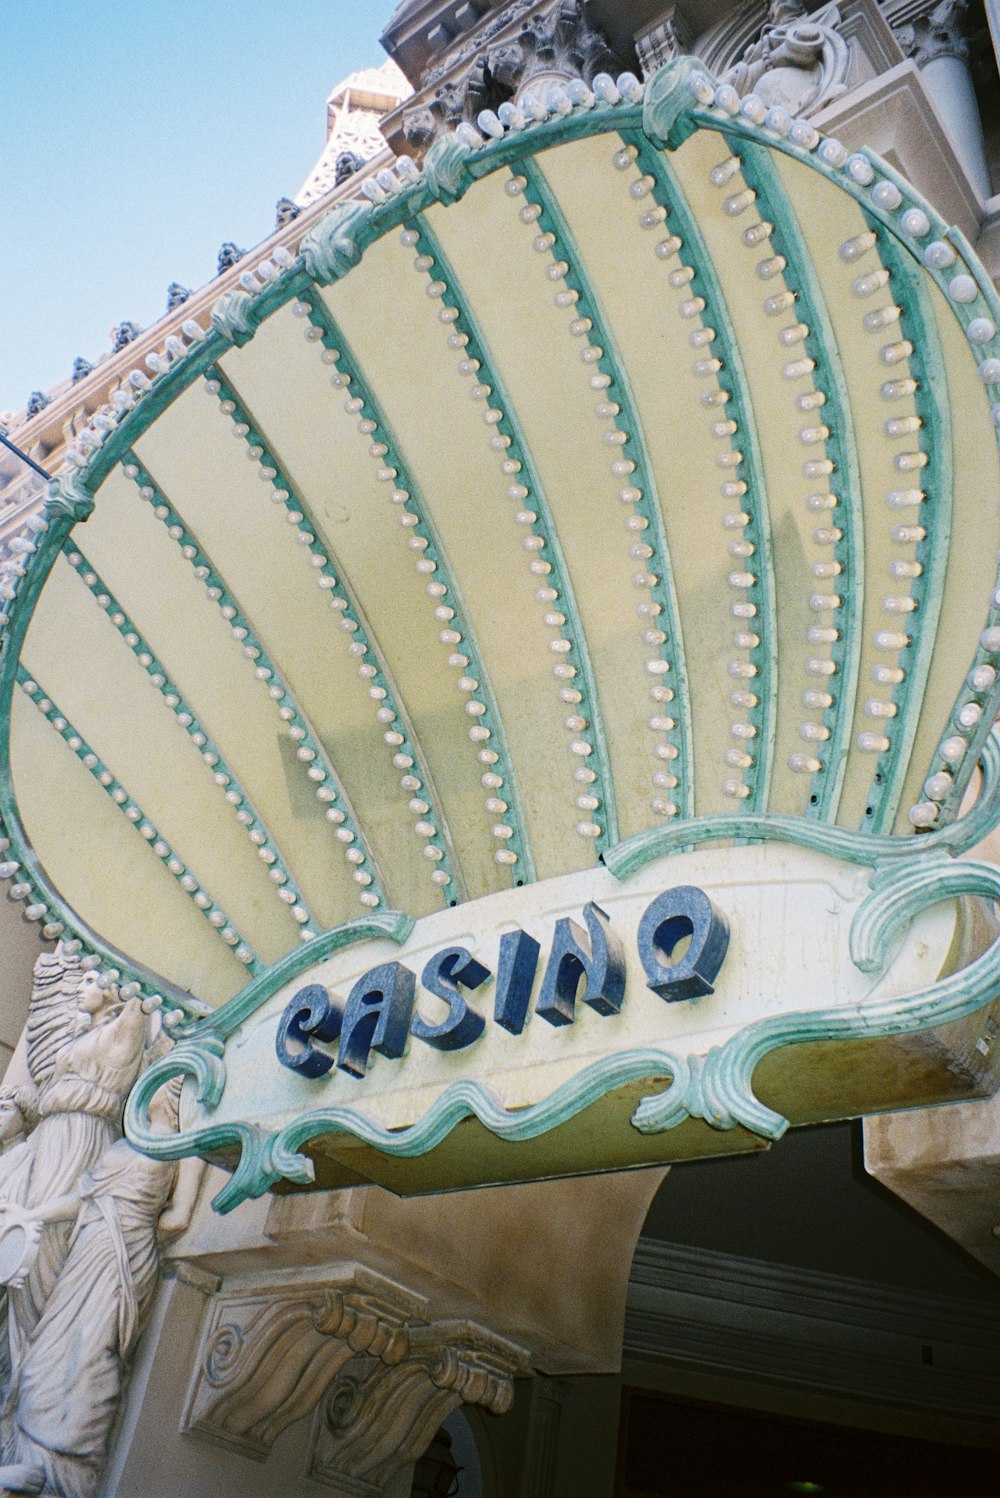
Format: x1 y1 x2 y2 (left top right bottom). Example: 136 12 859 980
298 288 534 887
125 906 414 1211
604 727 1000 881
172 907 412 1042
413 212 621 853
204 365 460 900
123 452 388 915
517 156 694 821
625 129 778 817
84 336 236 490
61 540 313 937
640 848 1000 1137
16 665 263 976
858 223 953 834
734 139 864 823
125 816 1000 1211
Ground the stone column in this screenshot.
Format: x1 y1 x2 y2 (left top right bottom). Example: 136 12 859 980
518 1375 570 1497
898 0 993 201
986 0 1000 79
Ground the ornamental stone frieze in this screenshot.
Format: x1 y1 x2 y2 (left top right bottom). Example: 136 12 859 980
635 10 692 77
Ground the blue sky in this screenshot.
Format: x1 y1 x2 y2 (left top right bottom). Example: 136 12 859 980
1 1 399 413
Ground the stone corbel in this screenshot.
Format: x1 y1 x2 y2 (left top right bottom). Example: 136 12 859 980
636 10 692 77
307 1319 528 1495
181 1267 427 1458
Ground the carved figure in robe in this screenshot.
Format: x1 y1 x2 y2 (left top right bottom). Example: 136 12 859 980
0 1094 38 1158
0 947 147 1387
0 1082 200 1498
724 0 850 115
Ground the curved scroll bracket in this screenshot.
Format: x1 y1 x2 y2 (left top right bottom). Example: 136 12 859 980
634 849 1000 1142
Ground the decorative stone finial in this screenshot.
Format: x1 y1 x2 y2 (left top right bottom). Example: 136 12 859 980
274 197 301 229
216 242 246 275
45 471 95 522
299 200 372 286
25 392 50 419
166 281 191 311
422 134 473 205
110 321 141 354
334 149 365 185
70 357 93 384
642 58 713 151
210 289 257 347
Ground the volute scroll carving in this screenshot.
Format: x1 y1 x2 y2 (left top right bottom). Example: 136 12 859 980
307 1319 529 1495
181 1271 427 1460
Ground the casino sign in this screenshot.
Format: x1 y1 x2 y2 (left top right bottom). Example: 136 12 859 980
3 60 1000 1210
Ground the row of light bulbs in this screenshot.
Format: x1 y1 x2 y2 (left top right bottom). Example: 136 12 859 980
203 365 456 905
123 454 375 929
60 541 316 940
400 222 608 851
19 672 258 969
294 291 526 890
512 160 684 822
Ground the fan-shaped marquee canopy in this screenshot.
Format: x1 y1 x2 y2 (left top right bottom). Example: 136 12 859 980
5 62 1000 1202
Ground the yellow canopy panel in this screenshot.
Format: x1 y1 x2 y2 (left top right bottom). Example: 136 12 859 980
3 61 999 1013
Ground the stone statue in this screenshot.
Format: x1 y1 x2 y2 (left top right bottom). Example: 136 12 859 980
0 1081 200 1498
0 948 148 1385
0 1093 38 1157
0 947 202 1497
334 150 364 185
724 0 850 115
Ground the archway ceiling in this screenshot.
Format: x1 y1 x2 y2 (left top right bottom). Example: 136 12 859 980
5 67 1000 1011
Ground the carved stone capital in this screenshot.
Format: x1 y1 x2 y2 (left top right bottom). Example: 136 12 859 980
402 0 625 152
182 1268 427 1458
896 0 971 65
307 1319 528 1495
